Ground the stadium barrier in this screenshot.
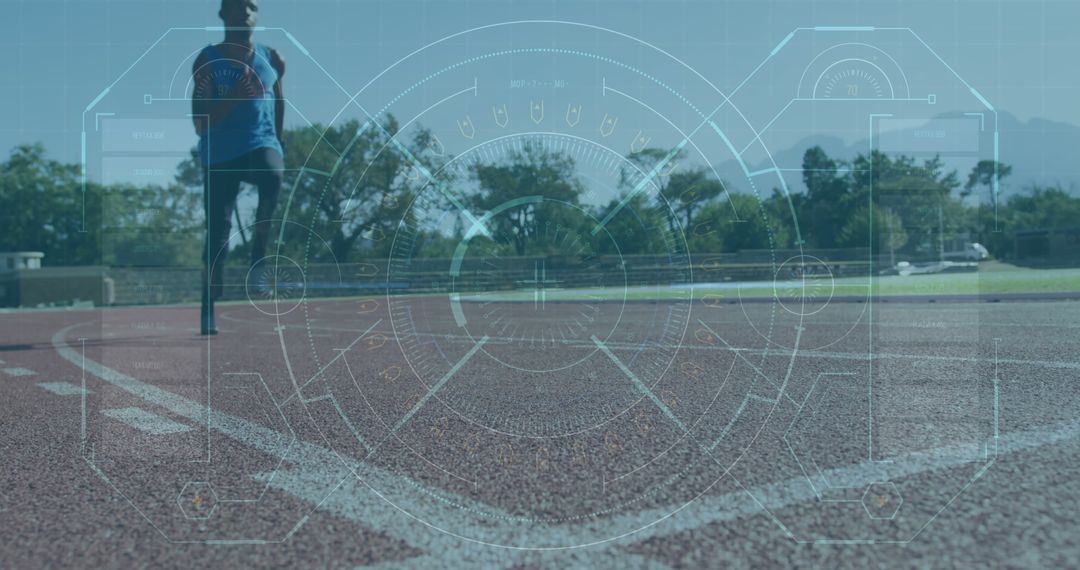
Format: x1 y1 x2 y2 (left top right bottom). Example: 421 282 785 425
104 249 874 306
0 249 877 308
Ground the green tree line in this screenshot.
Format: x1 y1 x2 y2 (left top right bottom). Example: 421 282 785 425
2 122 1078 267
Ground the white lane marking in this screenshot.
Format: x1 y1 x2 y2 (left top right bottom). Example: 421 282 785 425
579 416 1080 547
102 407 193 435
296 416 1080 566
2 367 36 377
359 549 673 570
53 324 681 565
257 331 334 338
51 325 562 560
259 467 673 570
790 348 1080 371
53 323 1080 565
333 328 1080 372
219 305 1080 371
227 299 1080 330
38 381 89 396
442 328 1080 371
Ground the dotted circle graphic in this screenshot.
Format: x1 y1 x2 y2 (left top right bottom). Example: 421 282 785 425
246 255 306 316
772 254 835 316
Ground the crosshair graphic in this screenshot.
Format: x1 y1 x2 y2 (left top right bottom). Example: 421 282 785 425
384 134 683 426
438 185 628 374
76 21 1002 551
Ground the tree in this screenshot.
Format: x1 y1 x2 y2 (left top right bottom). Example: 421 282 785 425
964 160 1012 204
0 144 83 263
0 136 1054 271
630 149 726 227
468 142 586 256
1001 185 1080 230
592 191 669 255
619 147 731 245
799 146 854 248
275 117 442 262
169 117 439 264
848 151 964 257
837 205 908 254
100 181 203 267
0 144 203 267
664 169 726 233
690 192 792 254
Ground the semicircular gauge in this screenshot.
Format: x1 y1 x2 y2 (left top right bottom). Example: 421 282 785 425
817 58 892 99
797 42 910 100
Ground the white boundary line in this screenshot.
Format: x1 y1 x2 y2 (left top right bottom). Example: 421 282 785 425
51 323 1080 566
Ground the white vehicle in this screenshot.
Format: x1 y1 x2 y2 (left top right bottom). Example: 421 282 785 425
942 242 990 261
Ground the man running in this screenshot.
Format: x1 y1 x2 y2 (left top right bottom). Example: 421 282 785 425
192 0 285 334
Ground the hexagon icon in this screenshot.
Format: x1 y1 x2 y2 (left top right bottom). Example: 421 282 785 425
861 481 903 520
178 481 218 520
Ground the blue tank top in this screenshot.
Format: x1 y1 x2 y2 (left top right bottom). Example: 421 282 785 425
196 43 283 166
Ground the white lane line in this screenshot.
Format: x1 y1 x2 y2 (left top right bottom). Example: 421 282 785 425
582 416 1080 547
274 327 1080 373
259 467 673 570
38 381 90 396
324 416 1080 565
102 407 193 435
50 325 560 561
2 367 36 377
793 348 1080 371
258 331 334 338
55 324 679 566
56 322 1079 565
225 299 1080 333
358 548 674 570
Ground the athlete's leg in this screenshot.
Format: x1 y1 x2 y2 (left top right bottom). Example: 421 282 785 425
246 147 284 265
202 159 243 333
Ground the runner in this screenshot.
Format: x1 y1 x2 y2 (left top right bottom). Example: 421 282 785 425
192 0 285 334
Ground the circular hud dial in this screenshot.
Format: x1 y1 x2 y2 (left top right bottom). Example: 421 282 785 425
281 21 794 549
387 133 684 434
449 194 626 373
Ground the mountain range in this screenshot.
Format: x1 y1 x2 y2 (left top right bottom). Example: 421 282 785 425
727 111 1080 197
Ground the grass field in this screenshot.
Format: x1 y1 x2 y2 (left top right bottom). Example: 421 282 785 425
9 262 1074 312
475 263 1080 302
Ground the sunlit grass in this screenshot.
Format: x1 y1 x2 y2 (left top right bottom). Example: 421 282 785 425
472 264 1080 301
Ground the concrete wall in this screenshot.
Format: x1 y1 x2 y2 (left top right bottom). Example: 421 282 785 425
0 267 112 307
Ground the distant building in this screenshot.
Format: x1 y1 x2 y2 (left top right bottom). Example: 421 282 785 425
0 252 44 271
1014 227 1080 261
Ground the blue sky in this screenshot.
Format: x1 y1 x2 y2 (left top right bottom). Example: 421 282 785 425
2 0 1078 170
